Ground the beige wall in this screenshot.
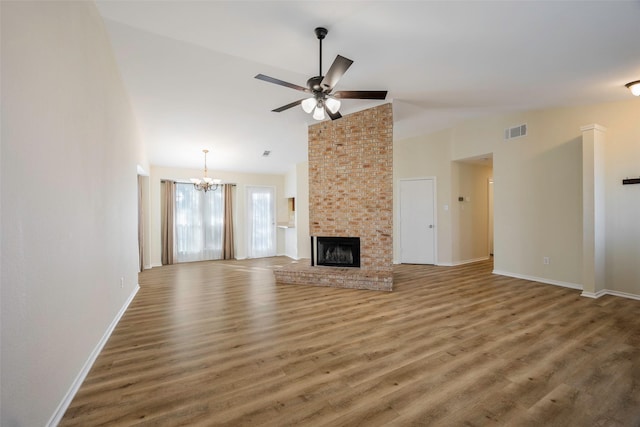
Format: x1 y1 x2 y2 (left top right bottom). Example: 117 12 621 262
394 129 453 264
149 166 287 265
393 98 640 296
1 2 145 425
452 162 493 264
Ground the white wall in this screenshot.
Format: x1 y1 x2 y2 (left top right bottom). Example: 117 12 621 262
283 166 297 258
149 166 287 265
296 162 311 259
394 98 640 296
1 2 144 425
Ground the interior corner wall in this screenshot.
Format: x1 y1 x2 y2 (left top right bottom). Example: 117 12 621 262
282 166 299 258
394 98 640 297
295 161 310 259
394 129 453 265
148 166 287 265
1 2 144 425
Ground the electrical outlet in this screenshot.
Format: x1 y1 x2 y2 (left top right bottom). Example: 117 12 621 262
120 277 124 288
543 257 550 265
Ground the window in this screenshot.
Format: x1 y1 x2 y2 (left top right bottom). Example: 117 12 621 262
175 183 223 262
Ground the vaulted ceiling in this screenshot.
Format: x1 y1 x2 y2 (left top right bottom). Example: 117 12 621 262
96 1 640 174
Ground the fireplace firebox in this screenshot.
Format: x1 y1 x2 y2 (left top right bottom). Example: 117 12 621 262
315 237 360 268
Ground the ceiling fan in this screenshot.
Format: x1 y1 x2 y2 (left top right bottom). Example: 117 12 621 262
255 27 388 121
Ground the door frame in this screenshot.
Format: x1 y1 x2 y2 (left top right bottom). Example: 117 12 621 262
398 177 438 265
245 185 277 258
488 178 494 256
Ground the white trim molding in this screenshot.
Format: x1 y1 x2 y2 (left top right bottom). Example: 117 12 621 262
605 290 640 301
581 289 607 299
494 270 640 301
492 270 583 291
449 257 491 267
48 284 140 427
582 289 640 301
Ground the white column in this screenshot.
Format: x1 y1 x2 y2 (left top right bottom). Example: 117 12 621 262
581 124 606 297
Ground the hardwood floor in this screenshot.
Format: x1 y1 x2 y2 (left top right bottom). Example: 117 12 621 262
61 258 640 426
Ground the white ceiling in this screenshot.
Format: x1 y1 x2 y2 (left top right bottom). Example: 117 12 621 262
95 0 640 174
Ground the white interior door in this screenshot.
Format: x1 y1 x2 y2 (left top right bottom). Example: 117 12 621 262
400 179 435 264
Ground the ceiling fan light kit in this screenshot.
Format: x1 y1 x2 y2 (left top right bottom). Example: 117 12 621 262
626 80 640 96
301 97 316 113
325 97 341 114
312 105 325 120
255 27 387 121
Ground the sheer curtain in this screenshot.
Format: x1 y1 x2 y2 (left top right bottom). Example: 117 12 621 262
246 186 276 258
175 183 223 263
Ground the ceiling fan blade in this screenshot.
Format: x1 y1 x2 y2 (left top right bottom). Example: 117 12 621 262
272 99 304 113
255 74 309 93
326 107 342 121
333 90 388 100
320 55 353 91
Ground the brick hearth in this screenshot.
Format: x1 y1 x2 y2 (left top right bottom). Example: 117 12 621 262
274 103 393 291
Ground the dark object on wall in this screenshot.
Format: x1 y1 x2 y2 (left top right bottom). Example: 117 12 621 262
622 178 640 185
316 236 360 268
310 236 315 266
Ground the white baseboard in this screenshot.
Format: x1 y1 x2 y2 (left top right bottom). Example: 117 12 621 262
493 270 640 301
277 253 301 259
580 289 607 299
450 256 490 266
492 269 583 291
582 289 640 301
605 289 640 301
47 284 140 427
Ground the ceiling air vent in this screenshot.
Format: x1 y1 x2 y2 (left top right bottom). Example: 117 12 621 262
504 123 527 140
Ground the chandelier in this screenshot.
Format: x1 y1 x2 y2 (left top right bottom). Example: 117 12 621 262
190 149 221 192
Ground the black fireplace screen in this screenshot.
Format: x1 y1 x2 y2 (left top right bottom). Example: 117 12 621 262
316 237 360 268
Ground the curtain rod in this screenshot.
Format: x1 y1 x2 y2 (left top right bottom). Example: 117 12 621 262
161 180 237 186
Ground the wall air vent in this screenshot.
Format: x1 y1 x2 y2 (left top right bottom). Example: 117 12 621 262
504 123 527 140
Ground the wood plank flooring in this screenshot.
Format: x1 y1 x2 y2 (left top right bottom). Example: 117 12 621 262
61 258 640 426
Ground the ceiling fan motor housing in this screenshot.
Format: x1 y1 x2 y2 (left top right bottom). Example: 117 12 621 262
307 76 324 92
314 27 328 40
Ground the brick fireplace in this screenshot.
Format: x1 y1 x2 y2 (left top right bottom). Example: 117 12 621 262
274 103 393 291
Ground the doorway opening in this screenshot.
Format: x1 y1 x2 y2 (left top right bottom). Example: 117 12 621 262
453 154 493 264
